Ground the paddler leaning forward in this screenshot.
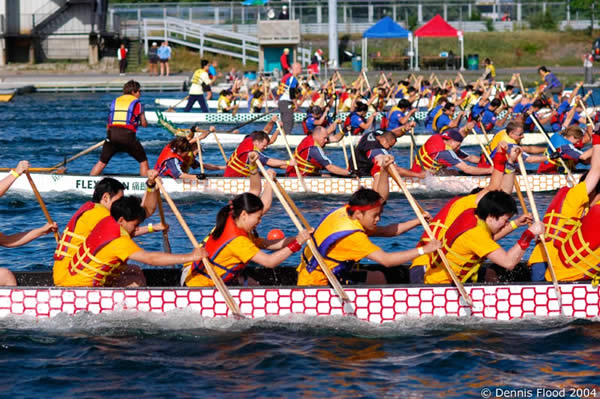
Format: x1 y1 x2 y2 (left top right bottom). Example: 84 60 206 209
296 156 442 286
528 126 600 282
224 116 295 177
52 171 168 286
410 142 532 283
60 195 205 287
183 154 312 287
0 161 58 286
423 146 544 285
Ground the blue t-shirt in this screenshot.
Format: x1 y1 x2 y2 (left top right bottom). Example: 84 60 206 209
387 110 406 130
425 105 441 130
157 45 171 60
433 113 450 133
545 73 561 89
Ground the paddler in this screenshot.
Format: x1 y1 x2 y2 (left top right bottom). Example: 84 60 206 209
62 196 205 287
528 129 600 281
277 62 302 136
538 66 563 106
155 137 225 180
53 174 167 286
344 102 376 135
182 192 311 287
356 130 425 185
303 105 339 135
411 128 493 175
216 89 236 113
424 186 544 284
296 182 442 286
0 161 58 286
90 80 149 177
431 102 464 134
385 99 418 137
537 125 592 174
410 144 532 283
286 126 352 177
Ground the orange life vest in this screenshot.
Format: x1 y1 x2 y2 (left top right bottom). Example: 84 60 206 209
67 216 124 287
154 144 184 178
54 201 96 261
224 136 255 177
413 134 445 172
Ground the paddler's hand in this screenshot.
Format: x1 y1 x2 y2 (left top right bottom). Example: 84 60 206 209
248 152 259 164
407 120 417 129
146 169 159 186
295 228 313 245
421 211 432 222
270 115 278 122
528 221 545 237
508 145 522 163
464 120 475 131
42 222 58 234
266 169 277 180
190 246 208 262
422 239 442 254
376 154 395 170
497 141 509 153
15 160 30 175
154 223 169 232
209 126 216 133
287 158 297 168
515 214 533 227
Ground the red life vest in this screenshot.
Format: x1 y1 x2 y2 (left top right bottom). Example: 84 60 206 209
68 216 124 287
287 135 322 177
380 115 389 130
345 112 365 135
108 94 140 132
224 136 255 177
417 196 462 244
557 205 600 281
412 134 446 172
154 144 184 178
191 215 250 284
54 201 96 261
544 186 581 244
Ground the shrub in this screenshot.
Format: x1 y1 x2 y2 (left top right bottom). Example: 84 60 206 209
485 18 495 32
528 11 558 31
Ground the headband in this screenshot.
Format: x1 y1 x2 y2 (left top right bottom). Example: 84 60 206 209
347 199 385 213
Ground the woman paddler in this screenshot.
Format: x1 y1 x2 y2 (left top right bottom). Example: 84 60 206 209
155 137 224 180
296 159 442 286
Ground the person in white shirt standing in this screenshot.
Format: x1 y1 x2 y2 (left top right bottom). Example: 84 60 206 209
582 52 594 84
184 60 212 113
117 43 128 76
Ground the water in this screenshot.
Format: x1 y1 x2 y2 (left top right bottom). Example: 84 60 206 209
0 91 598 398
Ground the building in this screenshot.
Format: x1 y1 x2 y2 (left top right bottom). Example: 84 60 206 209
0 0 109 65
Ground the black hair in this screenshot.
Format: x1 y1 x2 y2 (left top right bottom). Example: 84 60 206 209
532 99 544 109
490 98 501 108
92 178 125 203
469 187 485 195
475 190 517 220
355 102 368 113
538 66 549 73
170 136 193 154
506 85 514 90
212 193 264 239
466 84 474 91
423 80 431 86
347 188 383 216
397 99 411 109
250 130 270 143
444 102 455 111
201 59 209 68
407 87 417 94
123 80 141 95
110 196 146 223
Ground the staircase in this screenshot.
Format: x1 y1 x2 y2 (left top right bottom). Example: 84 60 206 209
32 0 96 35
127 40 142 72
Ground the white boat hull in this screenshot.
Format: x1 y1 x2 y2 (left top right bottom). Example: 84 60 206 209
0 283 596 322
1 172 577 196
154 98 429 110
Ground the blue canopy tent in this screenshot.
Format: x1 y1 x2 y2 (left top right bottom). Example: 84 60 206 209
362 17 412 71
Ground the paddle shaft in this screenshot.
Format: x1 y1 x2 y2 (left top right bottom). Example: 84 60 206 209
156 192 172 253
256 159 352 305
276 120 308 192
0 167 57 173
212 131 229 164
24 171 59 243
196 134 205 174
579 99 595 127
516 155 563 310
50 140 105 170
471 128 493 165
155 180 242 317
347 129 358 171
386 165 474 307
338 124 350 169
167 96 189 111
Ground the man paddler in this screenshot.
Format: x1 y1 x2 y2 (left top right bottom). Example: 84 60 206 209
537 125 592 174
53 173 167 286
278 62 302 136
431 102 464 134
0 161 58 286
155 137 224 180
62 196 205 287
411 128 492 175
385 99 418 137
528 128 600 281
286 126 352 177
91 80 149 176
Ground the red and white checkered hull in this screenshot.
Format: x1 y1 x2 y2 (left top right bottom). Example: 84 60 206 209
1 283 597 322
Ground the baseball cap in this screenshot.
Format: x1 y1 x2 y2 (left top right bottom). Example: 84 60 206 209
441 129 464 143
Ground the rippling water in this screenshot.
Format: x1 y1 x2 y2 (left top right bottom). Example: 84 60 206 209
0 91 598 398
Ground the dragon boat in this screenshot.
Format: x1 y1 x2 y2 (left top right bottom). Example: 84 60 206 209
0 172 578 196
2 268 597 322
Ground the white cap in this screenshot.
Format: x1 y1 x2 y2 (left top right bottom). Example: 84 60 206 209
283 5 288 9
152 42 157 46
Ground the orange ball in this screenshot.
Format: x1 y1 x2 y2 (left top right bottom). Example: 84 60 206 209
267 229 285 240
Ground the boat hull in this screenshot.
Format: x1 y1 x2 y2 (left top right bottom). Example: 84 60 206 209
0 282 596 322
0 172 577 196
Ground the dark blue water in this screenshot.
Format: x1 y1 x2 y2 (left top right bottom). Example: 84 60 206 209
0 91 598 398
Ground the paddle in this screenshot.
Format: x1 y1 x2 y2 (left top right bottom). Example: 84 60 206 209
528 112 576 185
516 155 563 313
471 128 493 166
212 130 228 164
517 74 526 97
275 120 308 192
156 192 171 253
167 96 189 112
155 179 243 317
386 164 475 308
346 129 358 172
24 171 59 243
338 124 350 169
255 159 354 313
49 140 105 170
196 133 205 175
0 167 60 173
578 98 595 128
408 128 417 167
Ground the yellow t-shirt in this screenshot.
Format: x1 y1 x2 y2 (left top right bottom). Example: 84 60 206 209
297 207 381 286
57 226 141 287
528 181 589 268
185 235 261 287
425 217 500 284
53 203 110 286
412 194 478 267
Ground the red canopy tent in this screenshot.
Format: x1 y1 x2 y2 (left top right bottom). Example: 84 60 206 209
413 14 464 71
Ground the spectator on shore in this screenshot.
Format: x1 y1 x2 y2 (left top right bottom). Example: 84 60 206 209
206 59 222 100
158 41 172 77
278 5 289 20
117 43 128 76
280 48 291 75
148 42 159 76
582 52 594 84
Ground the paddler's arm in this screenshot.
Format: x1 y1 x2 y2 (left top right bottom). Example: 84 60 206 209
133 222 168 237
249 229 311 268
0 222 58 248
128 246 206 266
140 171 160 218
448 112 465 128
373 155 393 201
0 160 29 197
493 214 533 240
454 161 492 176
486 221 544 270
366 239 441 268
260 169 276 214
372 211 432 237
138 104 148 128
264 115 279 144
325 163 351 176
